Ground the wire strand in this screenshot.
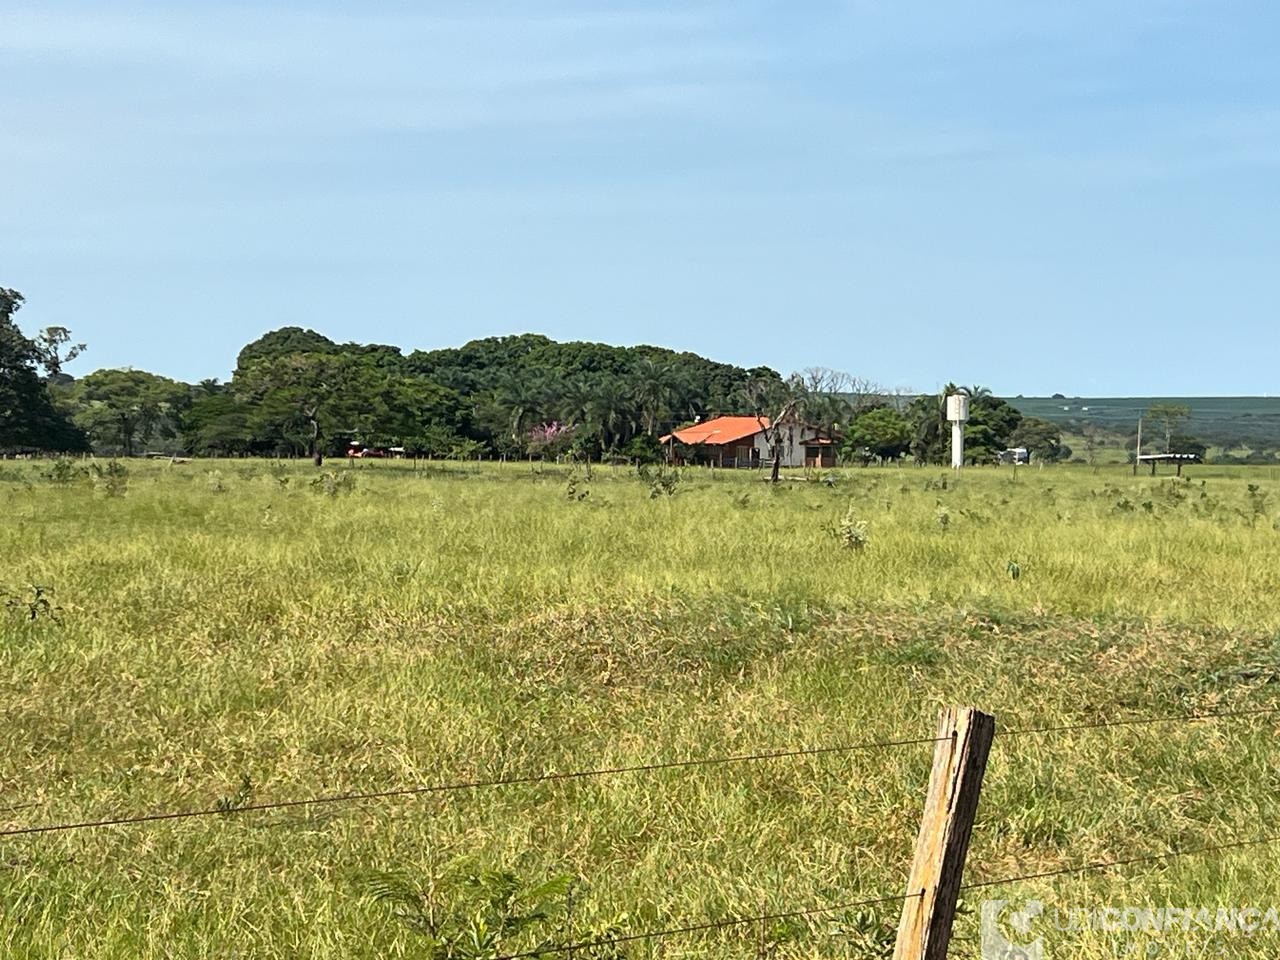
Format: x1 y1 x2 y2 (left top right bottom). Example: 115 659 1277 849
5 704 1275 839
0 734 945 839
494 891 920 960
1000 704 1280 738
963 834 1280 891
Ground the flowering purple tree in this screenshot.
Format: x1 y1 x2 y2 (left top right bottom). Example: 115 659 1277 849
527 421 576 459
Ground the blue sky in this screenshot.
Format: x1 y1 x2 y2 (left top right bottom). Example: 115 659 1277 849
3 1 1278 395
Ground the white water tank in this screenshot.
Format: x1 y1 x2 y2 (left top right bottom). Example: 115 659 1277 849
946 394 970 422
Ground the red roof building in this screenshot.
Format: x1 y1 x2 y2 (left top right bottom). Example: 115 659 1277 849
661 416 769 447
661 415 839 468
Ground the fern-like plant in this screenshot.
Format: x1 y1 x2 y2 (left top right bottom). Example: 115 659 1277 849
364 866 630 960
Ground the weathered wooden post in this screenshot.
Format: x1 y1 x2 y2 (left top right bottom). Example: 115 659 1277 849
893 706 995 960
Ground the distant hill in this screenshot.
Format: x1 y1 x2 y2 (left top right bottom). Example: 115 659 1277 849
1009 396 1280 451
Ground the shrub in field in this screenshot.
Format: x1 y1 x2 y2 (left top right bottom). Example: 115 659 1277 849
41 457 79 484
637 463 680 498
90 459 129 497
831 505 869 551
565 468 590 502
449 438 486 461
1245 484 1269 526
390 558 425 585
1193 492 1219 517
310 470 356 498
935 506 951 531
363 868 623 960
619 432 662 464
1161 479 1188 505
215 774 254 814
834 907 897 957
2 583 59 622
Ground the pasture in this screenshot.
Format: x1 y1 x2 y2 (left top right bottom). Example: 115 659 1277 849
2 458 1280 958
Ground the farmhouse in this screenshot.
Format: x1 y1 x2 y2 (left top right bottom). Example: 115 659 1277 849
661 415 839 468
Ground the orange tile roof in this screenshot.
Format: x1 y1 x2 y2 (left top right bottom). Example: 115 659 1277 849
661 416 769 446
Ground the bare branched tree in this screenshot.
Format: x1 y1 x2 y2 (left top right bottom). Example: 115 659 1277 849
800 367 852 395
742 374 799 483
846 376 889 417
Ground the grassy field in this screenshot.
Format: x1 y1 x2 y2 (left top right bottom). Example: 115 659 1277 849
3 457 1280 958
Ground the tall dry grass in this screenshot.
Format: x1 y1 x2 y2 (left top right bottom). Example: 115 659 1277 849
1 458 1278 957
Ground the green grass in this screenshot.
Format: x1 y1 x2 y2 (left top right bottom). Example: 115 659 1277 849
2 458 1280 957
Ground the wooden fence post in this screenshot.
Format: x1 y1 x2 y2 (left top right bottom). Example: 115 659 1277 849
892 706 996 960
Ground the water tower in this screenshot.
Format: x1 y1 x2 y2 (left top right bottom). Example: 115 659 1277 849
946 393 969 469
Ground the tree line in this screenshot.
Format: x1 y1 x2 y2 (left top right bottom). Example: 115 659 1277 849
2 286 1073 464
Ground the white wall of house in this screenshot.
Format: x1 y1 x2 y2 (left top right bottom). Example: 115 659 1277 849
750 423 831 467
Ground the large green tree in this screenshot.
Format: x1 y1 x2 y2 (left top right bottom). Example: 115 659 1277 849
230 351 464 459
68 368 191 456
1146 402 1191 454
0 288 89 452
964 393 1022 464
181 392 253 456
233 352 347 460
1010 417 1067 462
846 406 912 464
906 388 952 464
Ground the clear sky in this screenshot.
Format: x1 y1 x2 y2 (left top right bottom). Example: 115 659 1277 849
3 2 1277 395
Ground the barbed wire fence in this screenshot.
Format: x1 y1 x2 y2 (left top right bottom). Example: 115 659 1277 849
2 704 1278 957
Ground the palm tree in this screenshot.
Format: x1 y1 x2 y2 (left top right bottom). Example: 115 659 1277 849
555 376 596 430
588 380 636 452
630 358 678 436
495 373 548 447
